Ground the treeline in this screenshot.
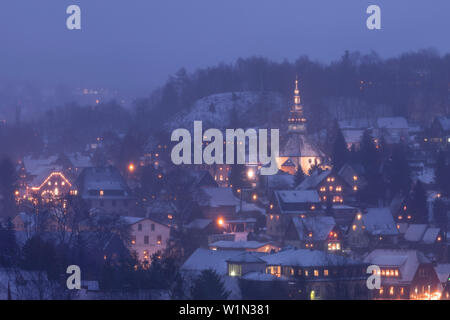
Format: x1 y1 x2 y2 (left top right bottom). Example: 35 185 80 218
135 49 450 132
2 49 450 159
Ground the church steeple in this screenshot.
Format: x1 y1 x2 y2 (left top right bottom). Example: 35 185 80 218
288 77 307 134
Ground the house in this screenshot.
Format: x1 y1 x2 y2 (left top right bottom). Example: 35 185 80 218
329 204 359 227
12 212 35 235
402 224 444 252
19 155 73 201
296 170 351 204
266 190 322 238
258 170 295 197
434 264 450 300
338 118 373 150
425 116 450 148
262 249 369 300
122 216 171 264
209 240 280 253
180 248 251 299
284 216 341 251
338 163 367 199
75 167 135 215
364 249 442 300
145 199 178 226
374 117 410 144
348 208 399 249
181 247 368 300
197 187 239 219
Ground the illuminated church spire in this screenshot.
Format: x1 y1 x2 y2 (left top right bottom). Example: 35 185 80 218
288 77 307 134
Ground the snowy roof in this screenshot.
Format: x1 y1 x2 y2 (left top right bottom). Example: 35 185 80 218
437 117 450 131
343 130 364 145
338 118 373 130
120 216 145 225
209 241 271 250
242 272 285 282
225 252 266 264
263 171 295 190
23 155 64 187
184 218 212 230
239 202 266 215
77 167 130 199
362 208 399 236
296 170 331 190
261 249 361 267
434 264 450 283
280 134 323 158
376 117 409 129
290 216 336 241
403 224 441 244
422 228 441 244
276 190 320 204
200 187 239 207
23 155 59 175
364 249 430 284
404 224 428 242
67 153 92 168
181 248 249 275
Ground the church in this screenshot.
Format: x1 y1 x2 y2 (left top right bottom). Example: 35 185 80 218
276 79 324 175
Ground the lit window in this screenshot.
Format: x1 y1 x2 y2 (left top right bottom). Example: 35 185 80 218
324 270 329 276
228 264 242 277
314 270 319 277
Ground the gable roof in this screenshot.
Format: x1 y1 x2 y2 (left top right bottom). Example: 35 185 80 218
181 248 250 275
437 117 450 131
289 216 336 241
199 187 239 207
209 240 272 250
276 190 320 203
404 224 428 242
364 249 431 284
261 249 361 267
434 264 450 283
362 208 399 236
280 134 323 158
376 117 409 129
296 170 331 190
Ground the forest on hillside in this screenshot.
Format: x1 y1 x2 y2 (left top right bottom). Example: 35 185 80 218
1 49 450 159
135 49 450 132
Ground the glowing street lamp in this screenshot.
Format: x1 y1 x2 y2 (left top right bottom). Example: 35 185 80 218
247 169 255 179
217 218 225 227
128 163 135 173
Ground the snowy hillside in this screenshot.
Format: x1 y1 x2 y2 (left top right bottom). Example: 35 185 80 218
166 91 288 131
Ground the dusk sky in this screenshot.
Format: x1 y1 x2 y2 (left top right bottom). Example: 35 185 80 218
1 0 449 95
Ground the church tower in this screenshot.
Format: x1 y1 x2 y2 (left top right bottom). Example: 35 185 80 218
288 78 307 134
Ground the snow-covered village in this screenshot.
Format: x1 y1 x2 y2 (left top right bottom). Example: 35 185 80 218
1 1 450 304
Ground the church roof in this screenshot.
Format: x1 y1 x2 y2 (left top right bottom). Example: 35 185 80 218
280 134 323 158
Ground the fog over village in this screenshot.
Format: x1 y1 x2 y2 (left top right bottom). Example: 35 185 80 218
0 1 450 301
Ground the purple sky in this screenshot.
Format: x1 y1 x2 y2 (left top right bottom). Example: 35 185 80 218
1 0 449 95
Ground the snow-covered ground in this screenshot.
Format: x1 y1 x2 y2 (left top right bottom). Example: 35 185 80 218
166 91 286 131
